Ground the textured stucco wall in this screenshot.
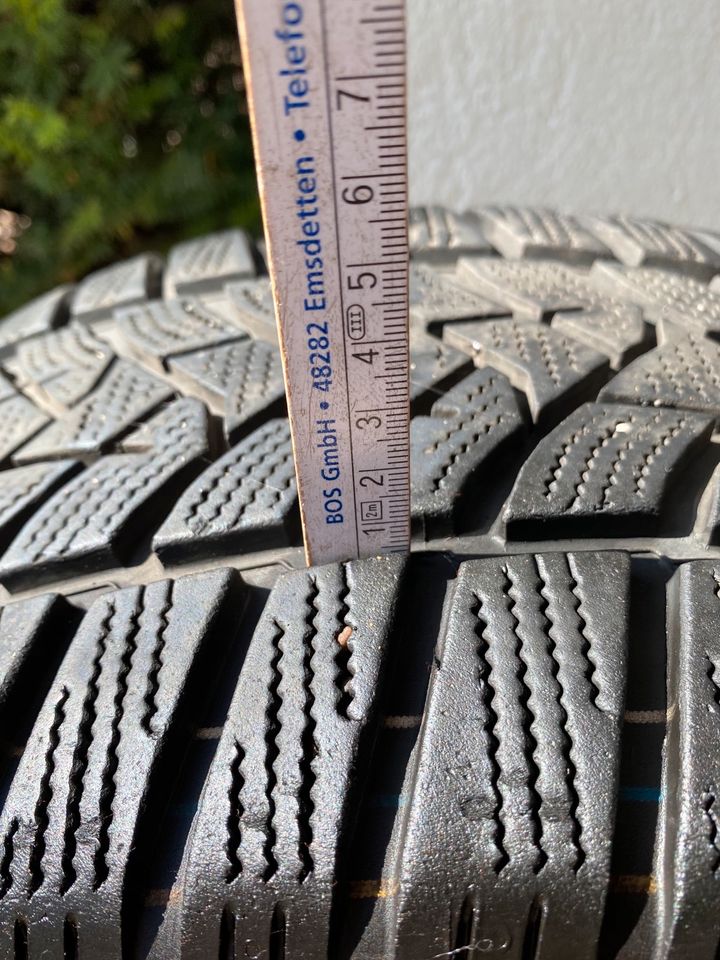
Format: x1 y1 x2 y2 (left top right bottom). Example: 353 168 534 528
408 0 720 229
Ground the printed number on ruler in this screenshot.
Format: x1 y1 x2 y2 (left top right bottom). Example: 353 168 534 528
235 0 410 565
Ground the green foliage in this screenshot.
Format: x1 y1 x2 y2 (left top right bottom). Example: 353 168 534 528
0 0 260 312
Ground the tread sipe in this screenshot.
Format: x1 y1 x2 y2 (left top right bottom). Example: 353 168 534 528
0 205 718 958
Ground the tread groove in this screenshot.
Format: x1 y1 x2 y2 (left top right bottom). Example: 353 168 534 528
543 435 582 500
141 581 173 735
224 741 245 885
569 423 617 509
269 901 287 960
219 904 236 960
0 820 19 900
599 430 636 507
522 897 545 960
535 556 585 873
334 563 354 719
13 916 27 960
263 619 284 882
452 894 475 957
92 588 145 889
60 600 116 895
706 653 720 712
566 555 602 709
630 414 689 497
29 685 70 897
504 566 547 874
63 914 79 960
702 792 720 873
471 592 508 873
297 579 319 883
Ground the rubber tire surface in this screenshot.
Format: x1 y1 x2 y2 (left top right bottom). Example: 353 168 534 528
0 209 719 958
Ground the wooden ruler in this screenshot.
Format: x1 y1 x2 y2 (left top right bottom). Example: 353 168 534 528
235 0 410 565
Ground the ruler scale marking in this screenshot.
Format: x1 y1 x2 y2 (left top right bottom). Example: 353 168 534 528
235 0 410 565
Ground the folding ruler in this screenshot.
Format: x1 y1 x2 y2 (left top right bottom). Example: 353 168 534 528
235 0 410 564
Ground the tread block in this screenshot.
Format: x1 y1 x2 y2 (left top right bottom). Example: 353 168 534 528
591 261 720 332
457 257 604 320
504 402 713 539
0 593 66 711
0 285 71 352
394 551 629 960
224 277 279 343
408 330 473 405
444 317 609 424
113 298 247 372
0 399 211 586
599 333 720 417
656 561 720 959
0 394 50 464
588 215 720 279
481 205 610 263
0 461 80 549
411 369 525 537
409 205 491 262
409 262 507 331
71 253 163 322
14 359 172 463
167 338 285 440
174 556 406 960
551 305 648 370
5 323 113 413
163 229 256 297
180 288 258 331
153 419 297 561
0 568 240 960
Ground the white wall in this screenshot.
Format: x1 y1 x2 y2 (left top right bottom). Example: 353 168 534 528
408 0 720 229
